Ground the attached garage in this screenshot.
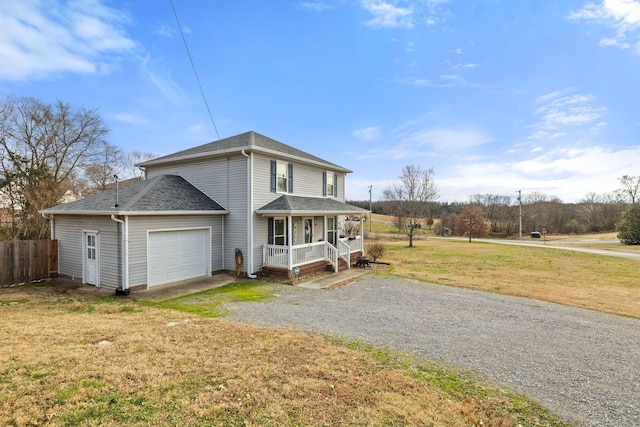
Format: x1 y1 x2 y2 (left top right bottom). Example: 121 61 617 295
148 228 210 287
41 175 228 291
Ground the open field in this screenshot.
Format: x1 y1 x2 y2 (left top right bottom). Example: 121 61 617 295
375 238 640 318
0 283 568 426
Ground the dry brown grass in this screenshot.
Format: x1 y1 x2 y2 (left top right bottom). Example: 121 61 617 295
0 284 565 426
381 238 640 318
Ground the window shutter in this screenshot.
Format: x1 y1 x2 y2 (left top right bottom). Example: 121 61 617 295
270 160 276 192
268 218 274 244
288 163 293 193
333 173 338 197
322 172 327 197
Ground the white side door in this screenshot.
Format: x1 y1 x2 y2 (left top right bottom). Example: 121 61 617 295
83 232 99 286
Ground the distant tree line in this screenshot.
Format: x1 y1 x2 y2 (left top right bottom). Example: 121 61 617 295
349 185 634 238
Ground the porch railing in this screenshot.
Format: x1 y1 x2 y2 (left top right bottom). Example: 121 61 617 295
337 239 351 269
327 243 338 273
263 235 363 271
341 235 363 254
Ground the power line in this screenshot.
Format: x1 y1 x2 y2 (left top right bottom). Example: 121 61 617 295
169 0 220 140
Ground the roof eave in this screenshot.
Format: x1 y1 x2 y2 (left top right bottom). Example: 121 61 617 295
137 146 245 168
139 146 353 174
41 209 228 216
256 209 368 217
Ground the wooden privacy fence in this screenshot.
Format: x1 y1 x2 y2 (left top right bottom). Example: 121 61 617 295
0 240 58 287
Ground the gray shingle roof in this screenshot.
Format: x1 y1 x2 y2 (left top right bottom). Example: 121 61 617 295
42 175 226 215
139 131 351 173
256 195 368 215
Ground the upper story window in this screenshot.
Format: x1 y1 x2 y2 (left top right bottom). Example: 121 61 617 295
271 160 293 193
323 171 337 197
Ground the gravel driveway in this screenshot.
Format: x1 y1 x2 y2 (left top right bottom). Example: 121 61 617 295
228 276 640 426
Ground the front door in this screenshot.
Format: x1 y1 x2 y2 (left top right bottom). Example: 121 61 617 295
304 218 313 243
84 232 99 285
327 216 336 245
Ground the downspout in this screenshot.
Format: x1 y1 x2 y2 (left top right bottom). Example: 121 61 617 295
241 149 257 279
110 214 129 292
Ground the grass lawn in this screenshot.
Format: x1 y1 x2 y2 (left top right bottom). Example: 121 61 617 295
0 283 570 426
377 238 640 319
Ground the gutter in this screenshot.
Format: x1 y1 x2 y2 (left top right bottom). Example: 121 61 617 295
110 214 129 293
241 149 257 279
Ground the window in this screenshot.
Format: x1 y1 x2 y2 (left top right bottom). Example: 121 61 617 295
323 171 337 197
87 235 96 260
269 218 288 245
277 162 288 192
274 219 286 245
271 160 293 193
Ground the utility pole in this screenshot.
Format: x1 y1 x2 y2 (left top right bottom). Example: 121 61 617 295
517 190 522 239
368 185 372 233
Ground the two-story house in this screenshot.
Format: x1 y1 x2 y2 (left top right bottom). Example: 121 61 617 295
41 131 368 292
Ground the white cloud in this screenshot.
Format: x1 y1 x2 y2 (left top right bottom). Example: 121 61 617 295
529 91 606 139
395 77 432 86
113 113 147 125
441 145 640 202
0 0 136 81
156 24 177 38
299 2 332 12
360 0 451 29
353 126 383 141
570 0 640 52
187 123 205 134
402 127 493 152
361 0 414 29
358 124 492 160
139 54 187 103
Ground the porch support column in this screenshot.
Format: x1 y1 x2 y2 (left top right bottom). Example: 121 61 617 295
360 217 364 254
323 216 328 259
287 214 293 270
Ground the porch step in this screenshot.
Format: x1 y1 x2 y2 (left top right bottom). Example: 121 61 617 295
326 258 350 272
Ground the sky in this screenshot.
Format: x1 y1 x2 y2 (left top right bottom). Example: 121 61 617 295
1 0 639 204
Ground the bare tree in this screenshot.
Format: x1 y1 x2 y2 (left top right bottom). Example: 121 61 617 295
456 205 489 242
0 95 109 239
382 165 438 247
618 175 640 204
83 142 126 194
471 194 516 234
127 150 157 178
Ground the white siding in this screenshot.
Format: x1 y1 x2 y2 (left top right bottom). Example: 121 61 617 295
127 215 223 287
53 215 120 289
251 153 348 269
145 150 349 275
145 156 248 275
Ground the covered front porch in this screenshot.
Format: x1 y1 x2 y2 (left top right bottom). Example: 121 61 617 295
256 195 368 281
263 233 364 272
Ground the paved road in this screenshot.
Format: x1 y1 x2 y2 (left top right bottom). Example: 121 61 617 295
228 277 640 426
489 239 640 261
374 233 640 261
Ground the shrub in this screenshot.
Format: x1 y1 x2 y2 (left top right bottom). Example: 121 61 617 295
617 203 640 245
366 242 386 261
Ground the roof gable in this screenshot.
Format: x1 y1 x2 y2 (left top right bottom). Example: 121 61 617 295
42 175 226 215
139 131 351 173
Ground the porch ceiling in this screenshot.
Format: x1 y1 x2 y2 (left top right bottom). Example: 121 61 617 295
256 195 368 216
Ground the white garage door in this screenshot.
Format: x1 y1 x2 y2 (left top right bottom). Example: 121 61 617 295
148 229 209 287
